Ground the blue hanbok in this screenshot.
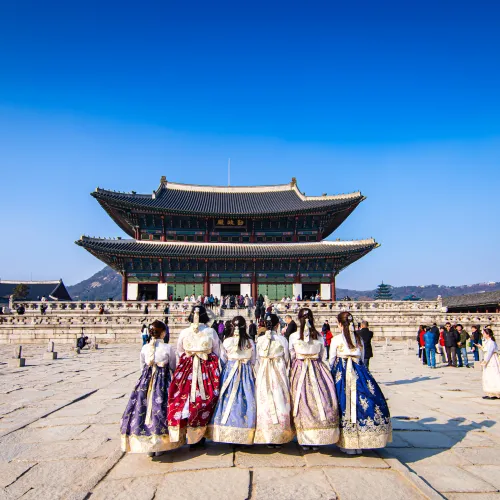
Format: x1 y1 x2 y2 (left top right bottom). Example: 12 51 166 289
329 334 392 449
207 337 257 444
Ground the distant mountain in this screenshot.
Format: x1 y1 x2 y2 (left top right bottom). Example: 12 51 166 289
67 266 500 301
67 266 122 301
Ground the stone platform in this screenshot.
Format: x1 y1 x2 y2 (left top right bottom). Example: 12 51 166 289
0 342 499 499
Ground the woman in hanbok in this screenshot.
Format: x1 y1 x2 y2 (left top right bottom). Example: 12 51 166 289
477 328 500 399
330 311 392 454
167 305 223 448
254 313 294 447
120 320 181 456
208 316 257 444
289 308 339 450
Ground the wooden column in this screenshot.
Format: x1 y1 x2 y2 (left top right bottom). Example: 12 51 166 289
121 273 128 301
330 274 337 302
203 259 210 296
159 259 164 283
251 272 258 299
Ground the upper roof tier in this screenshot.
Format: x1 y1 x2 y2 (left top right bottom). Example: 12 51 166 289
93 177 365 218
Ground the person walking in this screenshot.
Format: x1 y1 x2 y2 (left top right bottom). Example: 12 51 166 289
456 324 471 368
476 328 500 399
423 326 437 369
471 325 482 362
438 326 446 363
443 322 459 367
418 326 427 365
163 317 170 344
357 321 373 370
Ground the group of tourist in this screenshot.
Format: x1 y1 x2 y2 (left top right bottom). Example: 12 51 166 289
416 322 500 400
120 305 392 458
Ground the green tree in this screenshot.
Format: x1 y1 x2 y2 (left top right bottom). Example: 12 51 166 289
12 284 30 300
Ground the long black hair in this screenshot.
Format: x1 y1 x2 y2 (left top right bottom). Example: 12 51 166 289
187 304 210 324
230 315 250 350
265 313 280 332
337 311 360 350
297 307 319 340
484 328 496 342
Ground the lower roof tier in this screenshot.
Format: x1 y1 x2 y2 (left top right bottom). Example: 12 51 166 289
76 237 378 275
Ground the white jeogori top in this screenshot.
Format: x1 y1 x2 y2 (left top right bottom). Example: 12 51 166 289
140 340 177 372
177 323 225 361
328 332 365 365
288 332 327 365
256 331 290 366
483 339 499 364
223 336 256 364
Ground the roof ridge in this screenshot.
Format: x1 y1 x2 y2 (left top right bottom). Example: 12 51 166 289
0 280 61 284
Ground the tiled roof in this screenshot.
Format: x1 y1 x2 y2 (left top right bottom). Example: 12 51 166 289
92 179 364 216
443 291 500 309
0 280 72 303
76 237 378 259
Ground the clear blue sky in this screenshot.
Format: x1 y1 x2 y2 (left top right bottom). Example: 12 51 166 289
0 1 499 290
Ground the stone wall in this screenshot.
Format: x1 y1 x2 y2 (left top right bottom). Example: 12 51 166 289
1 300 499 345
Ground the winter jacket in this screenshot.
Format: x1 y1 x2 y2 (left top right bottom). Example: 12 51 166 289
423 331 437 349
457 330 470 348
358 328 374 358
443 328 459 348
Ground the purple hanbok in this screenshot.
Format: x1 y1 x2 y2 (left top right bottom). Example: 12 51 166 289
120 340 183 453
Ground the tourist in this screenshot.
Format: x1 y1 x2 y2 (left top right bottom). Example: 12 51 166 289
456 324 471 368
254 313 293 447
248 319 257 340
77 335 89 349
418 325 427 365
289 308 339 450
40 303 48 315
257 319 266 337
443 322 459 367
329 312 392 455
223 320 232 339
143 304 149 316
471 325 482 362
163 303 170 317
357 321 373 370
423 326 437 369
208 316 256 444
217 320 225 342
208 294 215 310
476 328 500 400
284 314 297 340
141 323 149 345
167 305 223 449
438 326 447 363
120 320 180 456
16 304 25 315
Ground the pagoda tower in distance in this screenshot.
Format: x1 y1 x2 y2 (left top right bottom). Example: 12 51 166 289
76 177 379 301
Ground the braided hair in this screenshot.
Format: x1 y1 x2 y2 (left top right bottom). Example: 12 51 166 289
337 311 360 350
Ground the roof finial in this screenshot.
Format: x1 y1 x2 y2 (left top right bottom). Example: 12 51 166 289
291 177 297 187
160 176 167 184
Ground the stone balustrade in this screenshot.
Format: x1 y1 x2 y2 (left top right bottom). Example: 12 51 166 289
1 299 499 345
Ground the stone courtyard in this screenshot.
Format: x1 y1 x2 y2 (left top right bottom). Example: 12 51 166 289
0 342 499 500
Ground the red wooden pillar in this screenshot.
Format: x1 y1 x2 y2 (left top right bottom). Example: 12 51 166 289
203 259 210 296
121 273 128 301
330 274 336 302
252 272 258 299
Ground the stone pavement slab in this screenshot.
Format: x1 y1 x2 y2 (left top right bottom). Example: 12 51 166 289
322 467 427 500
304 448 389 468
252 468 336 500
156 469 250 500
462 465 500 490
235 442 306 468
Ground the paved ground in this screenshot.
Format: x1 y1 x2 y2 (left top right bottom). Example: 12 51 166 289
0 342 499 500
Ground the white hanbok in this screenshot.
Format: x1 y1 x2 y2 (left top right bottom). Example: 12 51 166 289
481 339 500 398
254 331 294 444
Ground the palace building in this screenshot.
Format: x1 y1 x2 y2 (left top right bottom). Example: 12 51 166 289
76 177 378 301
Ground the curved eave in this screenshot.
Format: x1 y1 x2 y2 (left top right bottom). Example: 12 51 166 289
91 190 364 220
76 237 378 260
